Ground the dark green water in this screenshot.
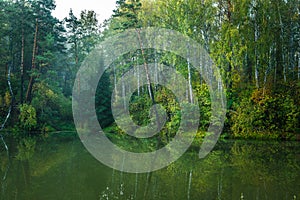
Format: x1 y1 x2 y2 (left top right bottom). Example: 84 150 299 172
0 133 300 200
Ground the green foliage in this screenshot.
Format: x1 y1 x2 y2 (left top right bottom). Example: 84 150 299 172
19 104 37 130
112 0 142 30
4 91 11 106
231 90 299 139
0 91 11 123
129 93 152 126
195 84 211 130
31 82 73 131
0 0 298 140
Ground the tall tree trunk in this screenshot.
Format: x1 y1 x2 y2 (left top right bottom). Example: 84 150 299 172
136 30 155 102
227 0 232 21
0 63 14 155
226 0 234 102
20 27 25 104
186 82 189 101
274 46 277 86
26 18 38 103
122 71 126 110
137 58 140 96
75 41 79 66
187 56 193 103
254 18 259 88
277 2 287 83
154 51 158 91
298 53 300 80
263 46 273 95
135 29 163 149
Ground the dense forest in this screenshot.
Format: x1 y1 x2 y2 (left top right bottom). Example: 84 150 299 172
0 0 299 141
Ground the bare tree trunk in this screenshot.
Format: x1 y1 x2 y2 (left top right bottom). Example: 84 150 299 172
186 82 189 101
26 18 38 103
252 1 260 89
274 48 277 85
263 46 273 95
20 27 25 104
136 57 140 96
283 54 287 82
122 73 126 110
0 63 14 156
136 30 155 102
254 23 259 88
187 57 193 103
255 57 259 88
277 2 287 83
298 53 300 80
135 28 163 158
154 52 158 91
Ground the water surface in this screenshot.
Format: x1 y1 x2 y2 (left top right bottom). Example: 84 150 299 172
0 133 299 200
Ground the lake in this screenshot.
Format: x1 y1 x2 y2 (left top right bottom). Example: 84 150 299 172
0 133 299 200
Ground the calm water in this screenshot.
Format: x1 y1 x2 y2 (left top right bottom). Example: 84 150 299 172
0 133 300 200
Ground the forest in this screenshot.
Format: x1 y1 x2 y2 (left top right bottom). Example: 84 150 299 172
0 0 299 141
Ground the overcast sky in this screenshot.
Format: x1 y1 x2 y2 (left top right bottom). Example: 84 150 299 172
52 0 116 23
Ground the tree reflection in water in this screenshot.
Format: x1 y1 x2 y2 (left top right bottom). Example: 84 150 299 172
0 135 299 200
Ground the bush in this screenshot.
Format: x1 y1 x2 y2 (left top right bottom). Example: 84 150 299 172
31 82 73 131
19 104 37 130
230 89 299 139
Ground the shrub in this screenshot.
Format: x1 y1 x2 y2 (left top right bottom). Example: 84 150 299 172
19 104 37 130
230 89 299 139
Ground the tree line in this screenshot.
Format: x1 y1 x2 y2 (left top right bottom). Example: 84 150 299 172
0 0 100 131
0 0 299 140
